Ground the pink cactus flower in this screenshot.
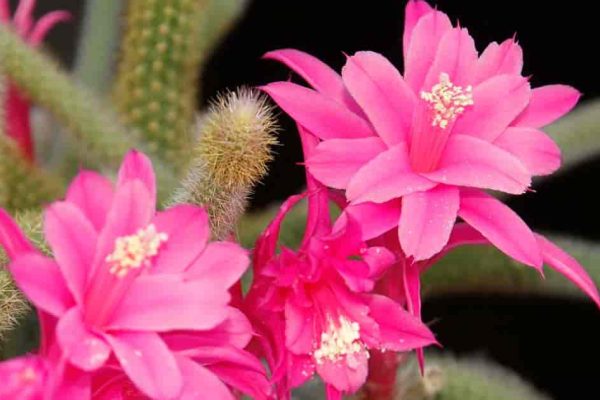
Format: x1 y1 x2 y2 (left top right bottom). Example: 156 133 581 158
261 0 582 269
245 129 436 399
0 0 70 161
90 306 271 400
0 150 252 399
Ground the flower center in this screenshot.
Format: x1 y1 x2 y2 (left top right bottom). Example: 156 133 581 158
420 72 473 130
409 73 474 173
106 224 168 278
314 316 364 364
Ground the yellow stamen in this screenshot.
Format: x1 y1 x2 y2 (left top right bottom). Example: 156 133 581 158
420 72 473 129
106 224 168 278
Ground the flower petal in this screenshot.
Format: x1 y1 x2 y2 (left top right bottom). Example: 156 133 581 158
185 241 249 288
177 357 235 400
285 301 314 354
44 201 97 303
454 74 531 142
347 143 436 203
425 134 531 194
513 84 581 128
108 275 230 332
151 205 210 274
10 253 73 316
316 350 369 393
494 127 561 175
105 332 182 399
0 208 34 259
56 307 110 371
536 234 600 307
93 180 154 275
423 27 478 89
307 137 386 189
263 48 361 113
404 9 453 92
368 295 436 351
458 189 542 268
474 39 523 84
403 0 434 58
116 150 156 210
399 185 459 261
342 51 416 145
335 200 401 240
261 82 374 139
65 171 114 231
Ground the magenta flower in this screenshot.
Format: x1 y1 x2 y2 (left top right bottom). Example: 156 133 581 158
0 0 70 161
0 150 251 399
245 131 436 399
261 0 582 268
92 310 271 399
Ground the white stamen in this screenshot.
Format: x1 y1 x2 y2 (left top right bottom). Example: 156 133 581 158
420 72 473 129
106 224 168 278
314 316 364 364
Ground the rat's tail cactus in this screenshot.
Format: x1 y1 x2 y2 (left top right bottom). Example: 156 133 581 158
170 88 278 238
0 0 598 399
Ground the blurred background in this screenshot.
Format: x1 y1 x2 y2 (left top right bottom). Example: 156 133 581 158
22 0 600 398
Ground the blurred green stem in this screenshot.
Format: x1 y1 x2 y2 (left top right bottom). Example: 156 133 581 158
74 0 126 93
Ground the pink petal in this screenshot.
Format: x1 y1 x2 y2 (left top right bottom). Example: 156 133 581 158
44 202 97 303
404 9 453 92
261 82 375 139
0 0 9 21
399 185 460 261
403 0 434 58
254 194 305 272
474 39 524 84
326 385 343 400
108 275 229 332
263 48 362 113
285 301 314 354
0 208 34 259
0 355 46 399
368 295 436 351
425 134 531 194
193 347 271 400
10 253 73 316
307 137 386 189
151 205 210 274
423 28 478 89
494 127 561 176
13 0 35 37
453 74 531 142
65 171 114 231
29 11 71 46
287 354 315 389
116 150 156 211
458 189 542 268
335 200 402 240
513 84 581 128
185 241 249 288
442 223 488 255
536 235 600 307
347 143 436 203
56 307 110 371
316 350 369 394
342 51 416 145
105 332 182 399
92 180 154 275
177 357 235 400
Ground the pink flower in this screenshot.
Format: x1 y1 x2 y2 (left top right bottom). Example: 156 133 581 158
0 150 251 399
261 0 582 268
92 308 271 400
0 0 70 161
245 131 436 398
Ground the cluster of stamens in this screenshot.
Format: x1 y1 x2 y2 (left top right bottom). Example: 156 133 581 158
314 316 364 364
106 224 168 278
420 72 474 129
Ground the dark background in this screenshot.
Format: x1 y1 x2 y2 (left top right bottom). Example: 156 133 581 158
22 0 600 398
